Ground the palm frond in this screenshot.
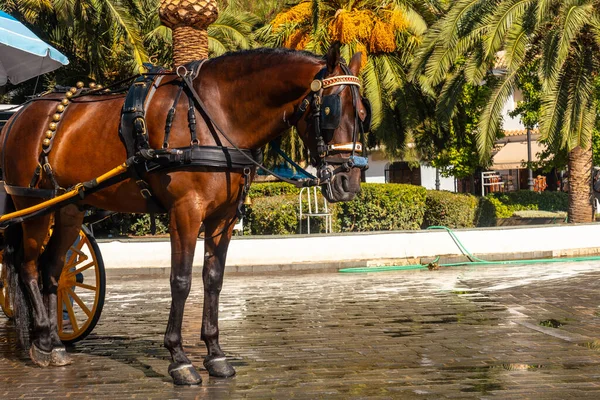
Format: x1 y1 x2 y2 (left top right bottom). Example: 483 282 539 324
503 22 529 71
477 70 518 160
540 0 593 89
539 65 571 149
361 56 386 130
436 70 467 127
483 0 533 61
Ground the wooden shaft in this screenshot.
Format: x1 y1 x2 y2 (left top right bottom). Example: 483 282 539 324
0 163 129 224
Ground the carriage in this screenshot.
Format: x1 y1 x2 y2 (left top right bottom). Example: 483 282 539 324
0 224 105 344
0 43 370 385
0 106 106 344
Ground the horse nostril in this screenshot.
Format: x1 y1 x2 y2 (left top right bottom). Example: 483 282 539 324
341 175 349 192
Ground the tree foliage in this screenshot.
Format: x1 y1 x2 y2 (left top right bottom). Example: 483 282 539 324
257 0 445 157
412 0 600 161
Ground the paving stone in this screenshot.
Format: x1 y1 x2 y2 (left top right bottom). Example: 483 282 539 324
2 262 600 398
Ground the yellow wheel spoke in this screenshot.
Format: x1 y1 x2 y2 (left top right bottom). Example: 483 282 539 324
64 247 88 270
74 282 96 291
61 290 79 332
67 287 91 318
65 261 96 278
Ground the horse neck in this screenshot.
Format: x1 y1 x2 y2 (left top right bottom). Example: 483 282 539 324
199 55 324 149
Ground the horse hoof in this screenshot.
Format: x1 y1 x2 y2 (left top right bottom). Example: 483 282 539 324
168 363 202 385
51 347 72 366
204 356 236 378
29 343 52 367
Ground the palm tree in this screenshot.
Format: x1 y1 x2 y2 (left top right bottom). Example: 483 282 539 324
412 0 600 223
0 1 259 86
1 0 148 83
256 0 445 156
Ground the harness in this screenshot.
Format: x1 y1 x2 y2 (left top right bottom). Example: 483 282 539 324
1 58 370 225
287 62 370 197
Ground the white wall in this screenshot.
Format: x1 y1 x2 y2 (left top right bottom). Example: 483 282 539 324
364 151 456 192
502 90 526 131
365 158 387 183
98 224 600 270
420 165 456 191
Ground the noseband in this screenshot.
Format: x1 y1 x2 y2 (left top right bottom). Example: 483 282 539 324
291 64 370 190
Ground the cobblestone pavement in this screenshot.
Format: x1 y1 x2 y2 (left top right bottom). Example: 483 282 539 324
3 262 600 399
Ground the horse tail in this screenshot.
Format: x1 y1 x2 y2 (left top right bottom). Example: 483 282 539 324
3 205 31 349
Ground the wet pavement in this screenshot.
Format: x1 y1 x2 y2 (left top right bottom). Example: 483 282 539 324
2 262 600 399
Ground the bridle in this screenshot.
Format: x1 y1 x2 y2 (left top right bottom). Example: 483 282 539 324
290 62 371 194
174 59 370 191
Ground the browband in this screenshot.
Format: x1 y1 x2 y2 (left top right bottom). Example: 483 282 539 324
322 75 361 89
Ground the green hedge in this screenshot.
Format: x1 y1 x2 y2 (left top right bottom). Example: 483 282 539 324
486 190 568 218
423 190 479 229
244 194 299 235
92 213 169 237
249 182 299 197
336 183 427 231
90 183 570 236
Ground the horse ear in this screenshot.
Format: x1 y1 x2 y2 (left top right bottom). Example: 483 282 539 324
326 42 342 74
349 52 362 76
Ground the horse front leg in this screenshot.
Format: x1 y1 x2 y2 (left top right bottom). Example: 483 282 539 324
164 201 204 385
201 214 237 378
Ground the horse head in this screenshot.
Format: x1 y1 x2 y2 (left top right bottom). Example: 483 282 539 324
294 43 370 203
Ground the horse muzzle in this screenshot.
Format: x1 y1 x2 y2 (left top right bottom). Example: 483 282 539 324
320 164 364 203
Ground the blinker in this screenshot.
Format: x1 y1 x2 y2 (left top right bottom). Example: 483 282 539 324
320 95 341 141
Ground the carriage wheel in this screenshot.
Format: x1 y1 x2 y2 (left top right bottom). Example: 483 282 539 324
57 225 105 344
0 250 14 319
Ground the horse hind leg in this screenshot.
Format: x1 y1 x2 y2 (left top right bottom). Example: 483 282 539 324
164 201 204 385
3 222 30 350
200 214 237 378
39 204 84 366
13 213 54 367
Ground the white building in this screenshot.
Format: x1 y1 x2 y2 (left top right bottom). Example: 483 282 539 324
364 86 544 193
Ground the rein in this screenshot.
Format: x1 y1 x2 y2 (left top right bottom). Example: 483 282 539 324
177 61 368 189
176 65 320 188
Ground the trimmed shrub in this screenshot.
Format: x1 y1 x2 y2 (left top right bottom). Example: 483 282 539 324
486 190 569 218
475 197 497 227
336 183 427 231
244 194 299 235
423 190 478 229
249 182 300 197
92 213 169 237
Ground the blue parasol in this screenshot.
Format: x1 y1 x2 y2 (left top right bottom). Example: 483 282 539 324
0 10 69 85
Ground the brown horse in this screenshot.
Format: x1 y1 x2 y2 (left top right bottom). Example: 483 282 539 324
0 43 368 384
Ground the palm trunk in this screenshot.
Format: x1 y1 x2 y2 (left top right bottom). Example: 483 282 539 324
567 145 593 223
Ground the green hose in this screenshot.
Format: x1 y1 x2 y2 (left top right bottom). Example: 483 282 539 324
339 225 600 274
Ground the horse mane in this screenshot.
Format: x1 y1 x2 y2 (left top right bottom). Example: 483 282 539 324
212 47 324 65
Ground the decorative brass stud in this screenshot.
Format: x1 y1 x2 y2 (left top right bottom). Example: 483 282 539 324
56 104 65 113
45 130 54 139
52 113 61 122
310 80 322 92
324 107 331 115
70 87 77 93
65 91 73 99
61 98 70 106
95 85 102 90
49 122 57 131
76 81 84 89
42 139 51 147
89 82 97 89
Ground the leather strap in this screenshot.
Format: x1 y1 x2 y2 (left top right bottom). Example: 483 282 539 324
4 184 57 199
